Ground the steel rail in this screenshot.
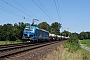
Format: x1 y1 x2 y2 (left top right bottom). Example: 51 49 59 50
0 41 61 58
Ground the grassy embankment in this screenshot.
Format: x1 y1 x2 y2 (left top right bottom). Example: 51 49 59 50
80 39 90 48
42 43 90 60
0 40 22 45
41 36 90 60
43 45 90 60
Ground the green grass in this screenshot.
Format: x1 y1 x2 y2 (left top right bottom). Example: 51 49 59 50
64 42 90 60
80 39 90 48
80 48 90 60
0 40 22 45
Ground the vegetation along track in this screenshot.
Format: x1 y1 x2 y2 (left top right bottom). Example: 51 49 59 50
0 40 63 58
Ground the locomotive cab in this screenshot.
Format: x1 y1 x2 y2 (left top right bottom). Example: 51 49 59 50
22 26 35 41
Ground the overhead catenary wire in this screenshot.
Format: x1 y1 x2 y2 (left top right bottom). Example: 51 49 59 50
1 0 33 18
57 0 62 24
38 0 51 16
54 0 62 24
54 0 62 27
56 0 62 28
13 0 38 19
0 6 22 18
0 6 30 20
38 0 55 21
32 0 53 21
54 0 63 34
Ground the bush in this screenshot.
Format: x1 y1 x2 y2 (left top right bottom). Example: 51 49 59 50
16 39 22 42
64 35 80 52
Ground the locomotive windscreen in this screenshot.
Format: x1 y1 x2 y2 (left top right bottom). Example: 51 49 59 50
25 28 34 32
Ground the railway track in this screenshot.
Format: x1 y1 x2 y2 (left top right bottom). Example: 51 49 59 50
0 40 62 58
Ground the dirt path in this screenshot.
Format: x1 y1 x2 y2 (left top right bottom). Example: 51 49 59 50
79 40 90 52
80 44 90 52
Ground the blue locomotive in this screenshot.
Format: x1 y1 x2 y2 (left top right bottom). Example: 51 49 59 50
22 26 49 42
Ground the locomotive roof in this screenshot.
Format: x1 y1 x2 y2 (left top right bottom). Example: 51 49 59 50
25 26 39 29
25 26 49 32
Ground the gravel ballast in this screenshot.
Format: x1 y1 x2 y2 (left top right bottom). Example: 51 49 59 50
2 40 65 60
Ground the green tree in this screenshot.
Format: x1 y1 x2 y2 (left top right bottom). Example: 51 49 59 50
0 22 27 41
61 30 70 37
0 25 3 41
86 32 90 39
51 22 62 35
79 32 88 40
71 32 78 38
38 22 50 31
0 24 14 41
16 22 26 40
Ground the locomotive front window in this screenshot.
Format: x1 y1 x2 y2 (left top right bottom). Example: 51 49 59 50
25 28 34 32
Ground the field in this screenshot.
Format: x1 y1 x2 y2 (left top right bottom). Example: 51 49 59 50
0 40 22 45
80 39 90 48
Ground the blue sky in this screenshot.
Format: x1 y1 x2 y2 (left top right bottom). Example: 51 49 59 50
0 0 90 33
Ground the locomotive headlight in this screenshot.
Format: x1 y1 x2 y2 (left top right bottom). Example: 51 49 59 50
28 34 29 37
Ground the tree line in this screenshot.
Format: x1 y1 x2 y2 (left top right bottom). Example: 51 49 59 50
0 22 61 41
0 21 90 41
62 30 90 40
